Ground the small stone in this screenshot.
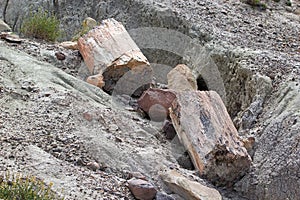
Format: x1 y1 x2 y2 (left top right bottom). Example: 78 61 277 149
86 161 100 171
86 74 105 88
156 192 175 200
83 112 93 121
127 178 157 200
108 124 118 132
60 41 79 50
55 52 66 60
130 172 146 180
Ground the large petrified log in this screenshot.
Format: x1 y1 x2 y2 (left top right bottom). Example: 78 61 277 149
78 18 151 94
169 91 251 186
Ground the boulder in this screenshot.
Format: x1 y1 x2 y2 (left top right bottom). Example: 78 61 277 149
167 64 197 91
170 91 251 186
78 18 150 94
160 170 222 200
137 88 176 122
0 19 11 32
128 178 157 200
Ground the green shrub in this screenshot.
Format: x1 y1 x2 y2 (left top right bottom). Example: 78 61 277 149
0 171 61 200
245 0 267 10
21 8 62 42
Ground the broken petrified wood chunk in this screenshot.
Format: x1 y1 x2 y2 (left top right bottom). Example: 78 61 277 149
167 64 197 91
169 91 251 186
160 170 222 200
86 74 105 88
137 88 176 122
78 18 150 94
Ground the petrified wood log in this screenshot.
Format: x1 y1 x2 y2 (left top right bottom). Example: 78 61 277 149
170 91 251 186
78 18 150 94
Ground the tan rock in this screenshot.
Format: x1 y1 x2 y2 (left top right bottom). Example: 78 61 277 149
0 19 11 32
60 41 78 50
128 178 157 200
170 91 251 186
86 74 105 88
160 170 222 200
0 32 22 43
137 88 176 122
167 64 197 91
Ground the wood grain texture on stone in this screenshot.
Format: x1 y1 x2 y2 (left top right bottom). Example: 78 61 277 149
78 18 150 93
169 91 251 186
160 170 222 200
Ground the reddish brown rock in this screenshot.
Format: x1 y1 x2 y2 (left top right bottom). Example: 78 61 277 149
127 178 157 200
137 88 176 122
170 91 251 186
86 74 105 88
78 18 150 94
55 52 66 60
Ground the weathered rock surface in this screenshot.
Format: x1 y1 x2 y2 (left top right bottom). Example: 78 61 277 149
0 44 176 199
0 19 11 31
78 18 150 93
160 170 222 200
167 64 197 91
170 91 251 186
128 178 157 200
235 82 300 200
137 88 176 122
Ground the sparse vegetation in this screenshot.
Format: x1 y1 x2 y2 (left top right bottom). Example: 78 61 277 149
0 171 61 200
72 17 97 41
245 0 267 10
21 8 62 42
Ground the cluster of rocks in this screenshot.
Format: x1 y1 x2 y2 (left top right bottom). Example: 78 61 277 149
63 17 254 199
1 0 299 199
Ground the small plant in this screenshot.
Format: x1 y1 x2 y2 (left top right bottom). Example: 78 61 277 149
245 0 267 10
21 8 62 42
72 17 97 41
0 171 61 200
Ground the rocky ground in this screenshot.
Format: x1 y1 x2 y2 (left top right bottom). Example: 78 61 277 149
0 0 300 199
